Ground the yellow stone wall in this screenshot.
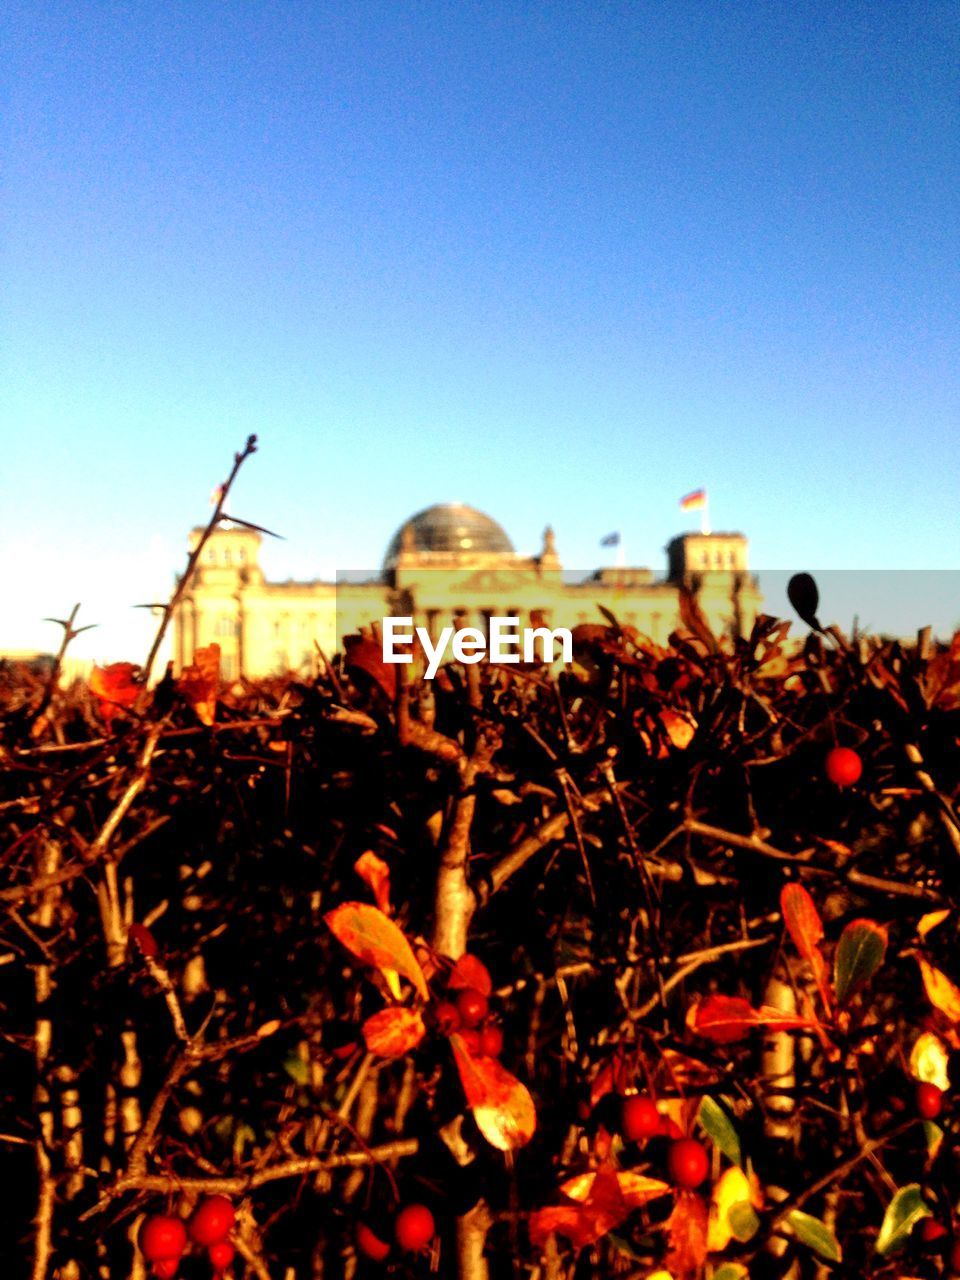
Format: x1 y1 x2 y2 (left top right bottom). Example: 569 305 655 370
173 523 762 678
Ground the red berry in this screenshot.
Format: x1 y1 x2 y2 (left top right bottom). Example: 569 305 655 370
621 1095 660 1142
394 1203 435 1253
189 1195 235 1246
916 1082 944 1120
208 1240 236 1272
459 1028 482 1054
356 1222 391 1262
433 1001 461 1035
667 1138 710 1189
478 1023 504 1058
920 1218 948 1243
825 746 862 787
129 923 159 959
152 1263 180 1280
140 1215 188 1262
456 988 489 1029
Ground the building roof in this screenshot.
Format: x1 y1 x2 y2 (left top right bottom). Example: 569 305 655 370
383 503 515 568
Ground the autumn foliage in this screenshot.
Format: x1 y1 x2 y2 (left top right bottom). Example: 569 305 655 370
4 520 960 1279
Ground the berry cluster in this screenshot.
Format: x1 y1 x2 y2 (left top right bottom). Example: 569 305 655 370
139 1196 235 1277
356 1202 436 1261
430 962 503 1058
616 1094 710 1189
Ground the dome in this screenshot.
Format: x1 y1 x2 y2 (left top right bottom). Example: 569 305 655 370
383 503 514 568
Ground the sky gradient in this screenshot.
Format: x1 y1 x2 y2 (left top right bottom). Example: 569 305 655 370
3 1 959 658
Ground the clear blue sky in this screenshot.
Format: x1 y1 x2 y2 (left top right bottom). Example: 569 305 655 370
3 1 958 657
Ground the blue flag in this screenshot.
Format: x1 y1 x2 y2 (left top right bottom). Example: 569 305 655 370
600 532 621 547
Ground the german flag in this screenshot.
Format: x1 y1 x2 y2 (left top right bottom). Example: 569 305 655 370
679 488 706 511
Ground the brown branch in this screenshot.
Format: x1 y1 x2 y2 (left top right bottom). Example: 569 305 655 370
683 819 945 902
141 433 258 689
433 727 500 958
80 1139 420 1218
84 724 164 865
630 935 777 1022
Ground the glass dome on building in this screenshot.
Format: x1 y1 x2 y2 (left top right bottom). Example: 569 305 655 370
383 503 515 569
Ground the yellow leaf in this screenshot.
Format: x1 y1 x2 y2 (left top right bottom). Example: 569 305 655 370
910 1032 950 1090
917 956 960 1023
708 1167 752 1252
918 909 951 940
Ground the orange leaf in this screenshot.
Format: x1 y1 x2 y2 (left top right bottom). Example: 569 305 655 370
450 1034 536 1151
354 851 392 914
89 662 140 725
918 910 951 941
590 1047 633 1106
917 956 960 1024
177 643 220 726
780 883 832 1013
325 902 428 1000
666 1189 709 1280
660 707 697 750
688 994 819 1044
343 635 396 700
530 1167 630 1249
447 953 493 997
560 1169 671 1211
362 1007 426 1058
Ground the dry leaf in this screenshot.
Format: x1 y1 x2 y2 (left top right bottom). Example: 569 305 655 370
688 994 818 1044
781 883 832 1013
354 851 392 914
660 708 697 750
918 910 951 941
666 1189 710 1279
343 634 396 700
529 1167 629 1249
450 1034 536 1151
177 643 220 725
916 956 960 1024
325 902 429 1000
909 1032 950 1090
89 662 140 725
362 1007 426 1058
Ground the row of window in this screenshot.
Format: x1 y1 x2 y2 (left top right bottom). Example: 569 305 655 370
699 551 739 568
205 546 247 565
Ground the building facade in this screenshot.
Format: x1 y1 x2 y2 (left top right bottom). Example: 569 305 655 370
172 504 762 679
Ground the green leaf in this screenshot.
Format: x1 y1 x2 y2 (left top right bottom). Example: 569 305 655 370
606 1233 645 1261
713 1267 749 1280
923 1120 944 1157
785 1209 842 1262
283 1052 309 1085
698 1095 742 1166
834 918 888 1004
728 1201 760 1242
875 1184 932 1256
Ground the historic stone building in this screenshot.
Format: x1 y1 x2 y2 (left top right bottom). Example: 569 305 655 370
172 504 762 679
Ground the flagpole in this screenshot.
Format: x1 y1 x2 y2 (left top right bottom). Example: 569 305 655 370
615 540 625 568
701 494 711 536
